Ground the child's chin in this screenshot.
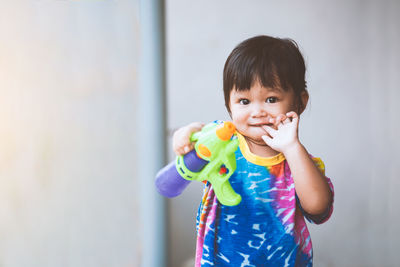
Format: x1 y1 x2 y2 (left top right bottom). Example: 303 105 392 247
238 128 267 142
251 128 267 139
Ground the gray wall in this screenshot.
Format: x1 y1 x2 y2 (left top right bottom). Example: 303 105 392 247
1 1 399 266
166 1 400 267
0 1 140 266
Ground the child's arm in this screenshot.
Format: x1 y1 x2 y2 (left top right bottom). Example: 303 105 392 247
261 112 333 216
172 122 205 155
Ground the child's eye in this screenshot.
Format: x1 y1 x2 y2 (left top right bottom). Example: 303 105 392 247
266 97 278 103
239 99 250 105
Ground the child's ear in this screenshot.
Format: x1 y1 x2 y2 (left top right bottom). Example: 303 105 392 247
298 90 309 115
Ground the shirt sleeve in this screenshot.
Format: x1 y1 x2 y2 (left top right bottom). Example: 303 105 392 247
297 157 334 225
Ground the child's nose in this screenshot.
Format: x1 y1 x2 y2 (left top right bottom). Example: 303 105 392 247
251 103 267 117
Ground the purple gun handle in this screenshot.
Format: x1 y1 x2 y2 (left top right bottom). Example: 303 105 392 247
155 150 208 198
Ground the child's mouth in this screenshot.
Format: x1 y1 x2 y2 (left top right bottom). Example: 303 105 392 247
249 123 273 127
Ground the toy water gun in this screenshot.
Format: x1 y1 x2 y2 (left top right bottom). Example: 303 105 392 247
155 121 241 206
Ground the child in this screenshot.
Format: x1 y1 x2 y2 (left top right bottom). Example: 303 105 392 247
172 35 334 267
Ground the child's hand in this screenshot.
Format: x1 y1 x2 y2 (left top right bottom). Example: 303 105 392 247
172 122 205 156
261 111 300 153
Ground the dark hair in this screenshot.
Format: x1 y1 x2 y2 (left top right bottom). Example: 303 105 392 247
223 35 308 113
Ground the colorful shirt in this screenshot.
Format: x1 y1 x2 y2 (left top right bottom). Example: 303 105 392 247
195 133 334 266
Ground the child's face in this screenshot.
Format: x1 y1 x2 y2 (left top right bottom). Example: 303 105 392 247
229 81 298 144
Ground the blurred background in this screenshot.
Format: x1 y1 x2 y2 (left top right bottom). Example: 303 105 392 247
0 0 399 267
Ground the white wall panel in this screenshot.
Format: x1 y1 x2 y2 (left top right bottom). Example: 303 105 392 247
0 1 141 266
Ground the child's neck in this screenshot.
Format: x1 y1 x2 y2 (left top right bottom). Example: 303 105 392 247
244 137 281 158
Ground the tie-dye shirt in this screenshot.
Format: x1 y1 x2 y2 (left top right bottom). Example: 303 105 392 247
195 133 334 266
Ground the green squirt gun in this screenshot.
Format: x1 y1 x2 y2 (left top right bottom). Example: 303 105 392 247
176 121 242 206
